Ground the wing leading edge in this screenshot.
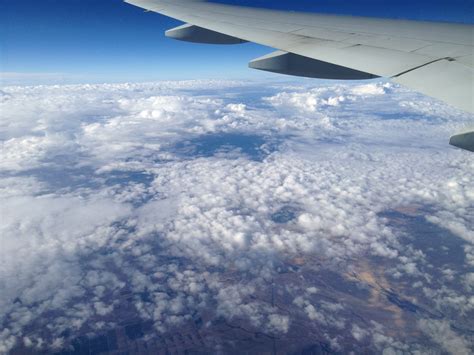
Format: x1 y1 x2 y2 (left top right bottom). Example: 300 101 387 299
124 0 474 151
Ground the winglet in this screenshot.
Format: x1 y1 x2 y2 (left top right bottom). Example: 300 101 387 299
449 131 474 152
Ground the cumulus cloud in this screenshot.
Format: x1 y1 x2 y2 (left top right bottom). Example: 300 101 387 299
418 319 472 355
350 82 390 96
0 79 472 353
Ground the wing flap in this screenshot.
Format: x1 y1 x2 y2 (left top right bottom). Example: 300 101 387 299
286 42 437 77
394 59 474 113
341 34 431 52
413 43 473 59
456 55 473 69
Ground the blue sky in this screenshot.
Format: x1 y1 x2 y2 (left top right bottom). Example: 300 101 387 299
1 0 473 84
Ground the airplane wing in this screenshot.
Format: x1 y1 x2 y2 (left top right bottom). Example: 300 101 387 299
124 0 474 151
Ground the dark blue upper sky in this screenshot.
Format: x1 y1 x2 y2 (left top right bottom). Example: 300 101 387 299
1 0 473 84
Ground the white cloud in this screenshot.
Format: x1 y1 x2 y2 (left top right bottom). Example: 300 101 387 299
267 314 290 334
352 324 369 341
418 319 472 355
0 79 472 353
350 83 389 96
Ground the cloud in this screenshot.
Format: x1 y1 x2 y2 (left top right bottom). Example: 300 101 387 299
0 79 472 353
350 83 390 96
418 319 472 355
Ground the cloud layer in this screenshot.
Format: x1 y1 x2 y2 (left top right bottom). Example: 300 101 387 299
0 80 473 354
